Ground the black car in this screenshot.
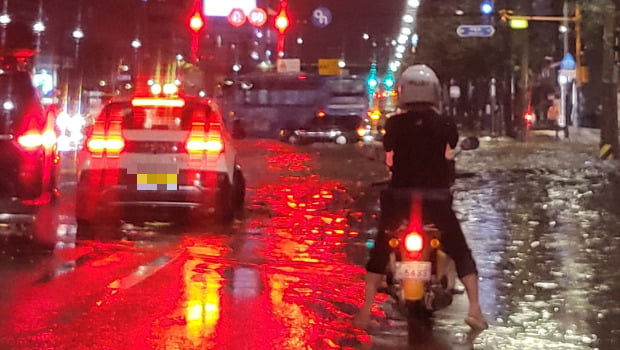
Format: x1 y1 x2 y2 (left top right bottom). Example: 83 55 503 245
279 114 364 145
0 54 59 251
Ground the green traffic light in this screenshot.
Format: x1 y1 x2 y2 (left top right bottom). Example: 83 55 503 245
510 19 528 29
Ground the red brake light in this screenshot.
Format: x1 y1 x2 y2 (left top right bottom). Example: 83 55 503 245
404 232 424 252
17 130 56 150
186 121 224 153
86 114 125 156
16 108 57 151
317 110 326 118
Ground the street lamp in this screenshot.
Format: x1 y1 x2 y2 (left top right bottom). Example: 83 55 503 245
131 38 142 76
33 21 45 34
0 0 10 48
131 38 142 49
72 27 84 115
72 28 84 41
408 0 420 8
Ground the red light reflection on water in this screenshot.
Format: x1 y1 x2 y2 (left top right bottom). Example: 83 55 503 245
0 141 375 349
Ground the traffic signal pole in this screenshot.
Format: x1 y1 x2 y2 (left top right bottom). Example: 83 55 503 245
600 2 620 159
500 8 583 86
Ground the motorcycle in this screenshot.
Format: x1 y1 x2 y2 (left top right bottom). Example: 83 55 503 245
377 136 479 344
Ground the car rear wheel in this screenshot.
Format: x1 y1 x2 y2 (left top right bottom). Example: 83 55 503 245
233 167 246 215
215 181 235 225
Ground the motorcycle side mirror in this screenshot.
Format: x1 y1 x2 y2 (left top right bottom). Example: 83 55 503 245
459 136 479 151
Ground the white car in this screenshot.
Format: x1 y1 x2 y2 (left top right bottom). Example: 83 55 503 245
75 96 245 239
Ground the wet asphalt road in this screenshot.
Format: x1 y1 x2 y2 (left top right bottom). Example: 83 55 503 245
0 136 618 350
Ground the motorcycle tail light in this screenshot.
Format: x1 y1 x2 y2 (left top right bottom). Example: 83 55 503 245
404 231 423 252
388 238 399 248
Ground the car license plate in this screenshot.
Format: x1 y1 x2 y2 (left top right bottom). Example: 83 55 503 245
395 261 431 281
126 163 179 191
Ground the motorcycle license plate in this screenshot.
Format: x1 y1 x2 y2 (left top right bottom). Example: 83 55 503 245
395 261 431 281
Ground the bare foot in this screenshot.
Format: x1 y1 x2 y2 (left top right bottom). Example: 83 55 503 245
465 315 488 331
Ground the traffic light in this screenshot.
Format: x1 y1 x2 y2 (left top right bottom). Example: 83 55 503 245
383 70 395 91
481 0 493 25
367 77 378 89
187 0 205 63
275 9 290 34
367 62 378 91
189 11 205 34
480 1 493 15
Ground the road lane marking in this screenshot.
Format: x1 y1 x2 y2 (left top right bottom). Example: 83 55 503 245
106 254 179 290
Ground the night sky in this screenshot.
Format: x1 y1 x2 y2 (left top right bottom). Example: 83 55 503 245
7 0 404 62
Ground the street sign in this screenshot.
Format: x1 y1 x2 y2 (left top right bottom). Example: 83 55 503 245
248 8 267 27
318 58 341 75
311 6 332 28
227 8 246 27
456 25 495 37
560 53 576 70
277 58 301 73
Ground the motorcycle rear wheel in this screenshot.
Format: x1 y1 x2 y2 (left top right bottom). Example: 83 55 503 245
406 301 433 345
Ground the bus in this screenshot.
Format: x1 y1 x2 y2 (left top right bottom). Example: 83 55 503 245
218 72 369 138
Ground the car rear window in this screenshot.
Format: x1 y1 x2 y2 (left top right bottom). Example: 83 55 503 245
102 101 213 130
0 71 38 134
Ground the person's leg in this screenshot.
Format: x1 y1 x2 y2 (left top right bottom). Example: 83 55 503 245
460 273 487 329
353 271 383 329
354 189 403 329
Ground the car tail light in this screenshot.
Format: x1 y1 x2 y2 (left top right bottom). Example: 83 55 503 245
86 115 125 157
404 231 424 253
15 104 57 151
17 129 56 150
185 108 224 154
316 110 326 118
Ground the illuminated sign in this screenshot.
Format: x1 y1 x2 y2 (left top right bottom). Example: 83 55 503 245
248 8 267 27
228 8 247 27
203 0 256 17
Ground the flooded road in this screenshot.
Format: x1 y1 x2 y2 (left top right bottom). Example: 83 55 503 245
0 137 618 350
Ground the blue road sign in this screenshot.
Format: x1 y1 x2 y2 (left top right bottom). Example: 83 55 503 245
312 6 332 28
560 53 576 70
456 25 495 38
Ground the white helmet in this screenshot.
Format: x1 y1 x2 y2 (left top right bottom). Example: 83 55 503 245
396 64 441 108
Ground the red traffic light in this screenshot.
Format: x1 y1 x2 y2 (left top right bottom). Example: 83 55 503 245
275 10 289 34
189 12 205 33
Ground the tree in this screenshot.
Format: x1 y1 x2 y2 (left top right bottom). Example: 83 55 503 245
409 1 506 80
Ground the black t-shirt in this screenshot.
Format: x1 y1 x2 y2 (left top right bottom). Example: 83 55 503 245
383 109 458 189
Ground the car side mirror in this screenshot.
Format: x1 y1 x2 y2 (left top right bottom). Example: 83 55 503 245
459 136 479 151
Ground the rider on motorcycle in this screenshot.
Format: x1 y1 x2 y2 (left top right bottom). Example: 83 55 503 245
353 64 488 331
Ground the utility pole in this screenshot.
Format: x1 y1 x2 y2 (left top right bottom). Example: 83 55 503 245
600 1 619 159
